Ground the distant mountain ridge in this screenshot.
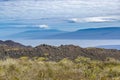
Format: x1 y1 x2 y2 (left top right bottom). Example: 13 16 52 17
9 27 120 39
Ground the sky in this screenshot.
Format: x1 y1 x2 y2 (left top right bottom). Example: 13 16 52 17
0 0 120 31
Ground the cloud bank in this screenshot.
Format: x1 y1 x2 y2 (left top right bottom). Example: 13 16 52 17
0 0 119 19
69 16 120 23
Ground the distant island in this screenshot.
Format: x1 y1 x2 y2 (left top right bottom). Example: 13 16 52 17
97 45 120 50
7 27 120 39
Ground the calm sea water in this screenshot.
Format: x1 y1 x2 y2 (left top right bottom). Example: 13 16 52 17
10 39 120 48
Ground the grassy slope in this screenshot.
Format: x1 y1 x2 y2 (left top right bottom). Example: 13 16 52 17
0 57 120 80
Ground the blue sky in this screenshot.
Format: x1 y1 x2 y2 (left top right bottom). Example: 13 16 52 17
0 0 120 31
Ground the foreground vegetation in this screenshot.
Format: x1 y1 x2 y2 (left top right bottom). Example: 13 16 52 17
0 57 120 80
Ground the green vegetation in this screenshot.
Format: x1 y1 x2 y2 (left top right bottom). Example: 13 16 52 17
0 57 120 80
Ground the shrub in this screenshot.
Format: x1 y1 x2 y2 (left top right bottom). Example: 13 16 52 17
37 57 47 61
19 56 29 61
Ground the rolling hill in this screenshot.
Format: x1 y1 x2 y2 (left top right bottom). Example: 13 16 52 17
0 40 120 61
0 40 26 47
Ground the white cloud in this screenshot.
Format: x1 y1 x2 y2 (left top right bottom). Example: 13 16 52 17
69 16 120 23
38 24 49 29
